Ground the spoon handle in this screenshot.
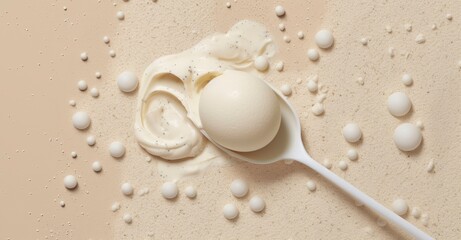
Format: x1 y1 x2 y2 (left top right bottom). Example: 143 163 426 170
296 155 433 240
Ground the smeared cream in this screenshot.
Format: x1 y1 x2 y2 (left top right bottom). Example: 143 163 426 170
135 20 275 160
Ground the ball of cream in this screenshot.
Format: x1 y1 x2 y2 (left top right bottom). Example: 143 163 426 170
387 92 412 117
315 29 334 49
199 70 281 152
342 123 362 143
393 123 422 151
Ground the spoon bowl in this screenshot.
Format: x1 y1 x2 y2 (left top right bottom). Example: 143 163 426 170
200 81 433 240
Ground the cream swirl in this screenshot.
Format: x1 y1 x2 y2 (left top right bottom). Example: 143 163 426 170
134 20 275 160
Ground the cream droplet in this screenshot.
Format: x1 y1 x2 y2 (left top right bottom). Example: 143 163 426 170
161 181 178 199
280 84 292 96
347 149 358 161
230 179 248 198
393 123 422 151
275 61 284 72
306 180 316 191
90 88 99 98
338 160 348 171
311 103 325 116
254 56 269 71
116 11 125 20
392 198 408 216
72 111 91 130
184 186 197 199
223 203 239 220
387 92 412 117
249 196 266 213
275 5 285 17
315 29 334 49
109 141 125 158
123 213 132 224
121 182 134 196
92 161 102 172
86 136 96 146
402 73 413 86
64 175 78 190
103 36 110 44
342 123 362 143
117 71 138 93
80 52 88 61
77 80 88 91
307 49 319 61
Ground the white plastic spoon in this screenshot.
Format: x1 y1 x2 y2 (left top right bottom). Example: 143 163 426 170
200 86 433 240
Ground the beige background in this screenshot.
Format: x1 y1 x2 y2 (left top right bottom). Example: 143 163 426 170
1 0 460 239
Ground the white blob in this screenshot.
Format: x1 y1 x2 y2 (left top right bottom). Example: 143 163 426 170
402 73 413 86
387 92 412 117
411 207 421 219
347 149 358 161
72 111 91 130
278 23 285 31
92 161 102 172
86 135 96 146
117 71 139 93
338 160 348 171
230 179 248 198
59 201 65 207
111 202 121 212
306 180 317 192
404 23 412 32
426 159 435 173
116 11 125 20
307 80 318 93
109 141 126 158
275 5 285 17
249 196 265 213
388 47 395 58
385 25 392 33
392 198 408 216
80 52 88 61
393 123 422 151
223 203 239 220
275 61 284 72
103 36 110 44
315 29 334 49
161 181 178 199
342 123 362 143
446 13 453 20
184 186 197 199
311 103 325 116
360 37 368 45
69 100 76 107
226 2 231 8
307 49 319 61
416 120 424 129
323 159 332 169
77 80 88 91
109 50 116 58
254 56 269 71
121 182 134 196
283 36 291 43
95 72 102 79
70 151 77 158
280 84 292 96
297 31 304 39
90 88 99 98
123 213 132 224
415 34 426 44
64 175 78 190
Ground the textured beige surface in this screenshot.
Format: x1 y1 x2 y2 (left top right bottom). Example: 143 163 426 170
1 0 461 239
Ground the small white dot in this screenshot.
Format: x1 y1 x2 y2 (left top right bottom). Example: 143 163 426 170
80 52 88 61
283 35 291 43
297 31 304 39
307 80 318 93
59 201 65 207
323 159 332 169
72 111 91 130
69 100 76 107
254 56 269 71
315 29 334 49
280 84 292 96
103 36 110 44
411 207 421 219
223 203 239 220
90 88 99 98
111 202 121 212
393 123 422 151
121 182 134 196
387 92 412 117
404 23 412 32
92 161 102 172
306 180 316 191
123 213 132 224
347 149 358 161
275 5 285 17
338 160 348 171
226 2 231 8
117 71 138 92
342 123 362 143
446 13 453 20
249 196 265 213
86 136 96 146
161 181 178 199
360 37 368 45
109 50 116 58
64 175 78 190
415 34 426 44
401 73 413 86
275 61 284 72
70 151 77 158
307 49 319 61
392 198 408 216
278 23 285 31
77 80 88 91
426 159 435 173
95 72 102 79
311 103 325 116
116 11 125 20
109 141 125 158
230 179 248 198
184 186 197 199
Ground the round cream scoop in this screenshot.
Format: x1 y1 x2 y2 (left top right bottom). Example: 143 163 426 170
199 70 281 152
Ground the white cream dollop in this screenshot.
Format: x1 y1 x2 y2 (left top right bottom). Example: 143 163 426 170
134 20 275 160
199 70 281 152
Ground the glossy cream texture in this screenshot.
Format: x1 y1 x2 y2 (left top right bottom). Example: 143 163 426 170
135 20 275 160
